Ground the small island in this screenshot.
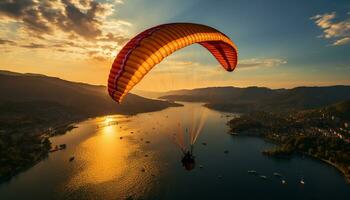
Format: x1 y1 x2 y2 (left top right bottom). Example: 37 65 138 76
227 101 350 182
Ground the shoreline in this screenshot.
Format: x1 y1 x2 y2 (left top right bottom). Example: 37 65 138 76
0 122 78 183
302 152 350 184
231 132 350 184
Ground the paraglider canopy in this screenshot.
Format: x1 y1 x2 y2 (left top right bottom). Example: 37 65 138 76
108 23 238 103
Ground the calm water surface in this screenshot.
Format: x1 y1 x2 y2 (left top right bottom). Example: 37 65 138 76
0 103 349 200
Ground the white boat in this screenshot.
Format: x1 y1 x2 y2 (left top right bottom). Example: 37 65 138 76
260 175 267 180
282 180 287 184
300 179 305 185
273 172 282 177
247 170 257 174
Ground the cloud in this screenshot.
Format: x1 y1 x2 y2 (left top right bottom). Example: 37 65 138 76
311 11 350 45
0 38 16 45
0 0 113 39
163 60 199 67
149 59 201 74
114 0 125 4
149 57 287 77
149 56 288 76
0 0 131 61
98 32 130 45
0 0 35 19
333 37 350 46
238 58 287 69
87 50 110 62
20 43 47 48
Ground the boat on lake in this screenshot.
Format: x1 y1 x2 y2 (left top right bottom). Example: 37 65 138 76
247 170 257 174
273 172 283 177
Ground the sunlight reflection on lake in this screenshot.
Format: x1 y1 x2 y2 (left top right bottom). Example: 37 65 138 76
56 115 162 199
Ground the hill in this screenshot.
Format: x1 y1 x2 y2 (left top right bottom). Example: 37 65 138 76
160 86 350 112
0 70 180 115
132 89 166 99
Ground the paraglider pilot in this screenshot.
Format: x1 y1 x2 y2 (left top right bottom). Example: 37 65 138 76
181 146 195 171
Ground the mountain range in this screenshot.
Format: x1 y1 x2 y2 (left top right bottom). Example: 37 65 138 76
159 86 350 113
0 70 180 117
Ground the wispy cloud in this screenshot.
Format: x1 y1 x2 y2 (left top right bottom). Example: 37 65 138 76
0 0 131 61
20 43 47 48
311 11 350 46
238 58 287 69
0 38 16 45
151 59 201 74
149 57 287 77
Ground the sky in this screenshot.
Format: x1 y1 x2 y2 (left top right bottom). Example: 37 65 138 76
0 0 350 91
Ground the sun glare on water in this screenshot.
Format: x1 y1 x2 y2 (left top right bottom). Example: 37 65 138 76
62 116 158 199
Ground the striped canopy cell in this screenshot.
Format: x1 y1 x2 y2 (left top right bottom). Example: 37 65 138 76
108 23 238 103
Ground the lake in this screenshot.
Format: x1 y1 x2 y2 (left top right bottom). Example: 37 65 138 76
0 102 349 200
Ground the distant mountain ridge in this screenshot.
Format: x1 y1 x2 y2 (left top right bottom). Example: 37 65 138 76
0 70 180 116
132 89 165 99
159 86 350 112
0 70 49 77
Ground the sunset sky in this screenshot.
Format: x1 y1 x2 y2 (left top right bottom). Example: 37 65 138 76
1 0 350 91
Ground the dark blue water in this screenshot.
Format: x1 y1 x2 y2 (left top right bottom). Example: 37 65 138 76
0 103 349 200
